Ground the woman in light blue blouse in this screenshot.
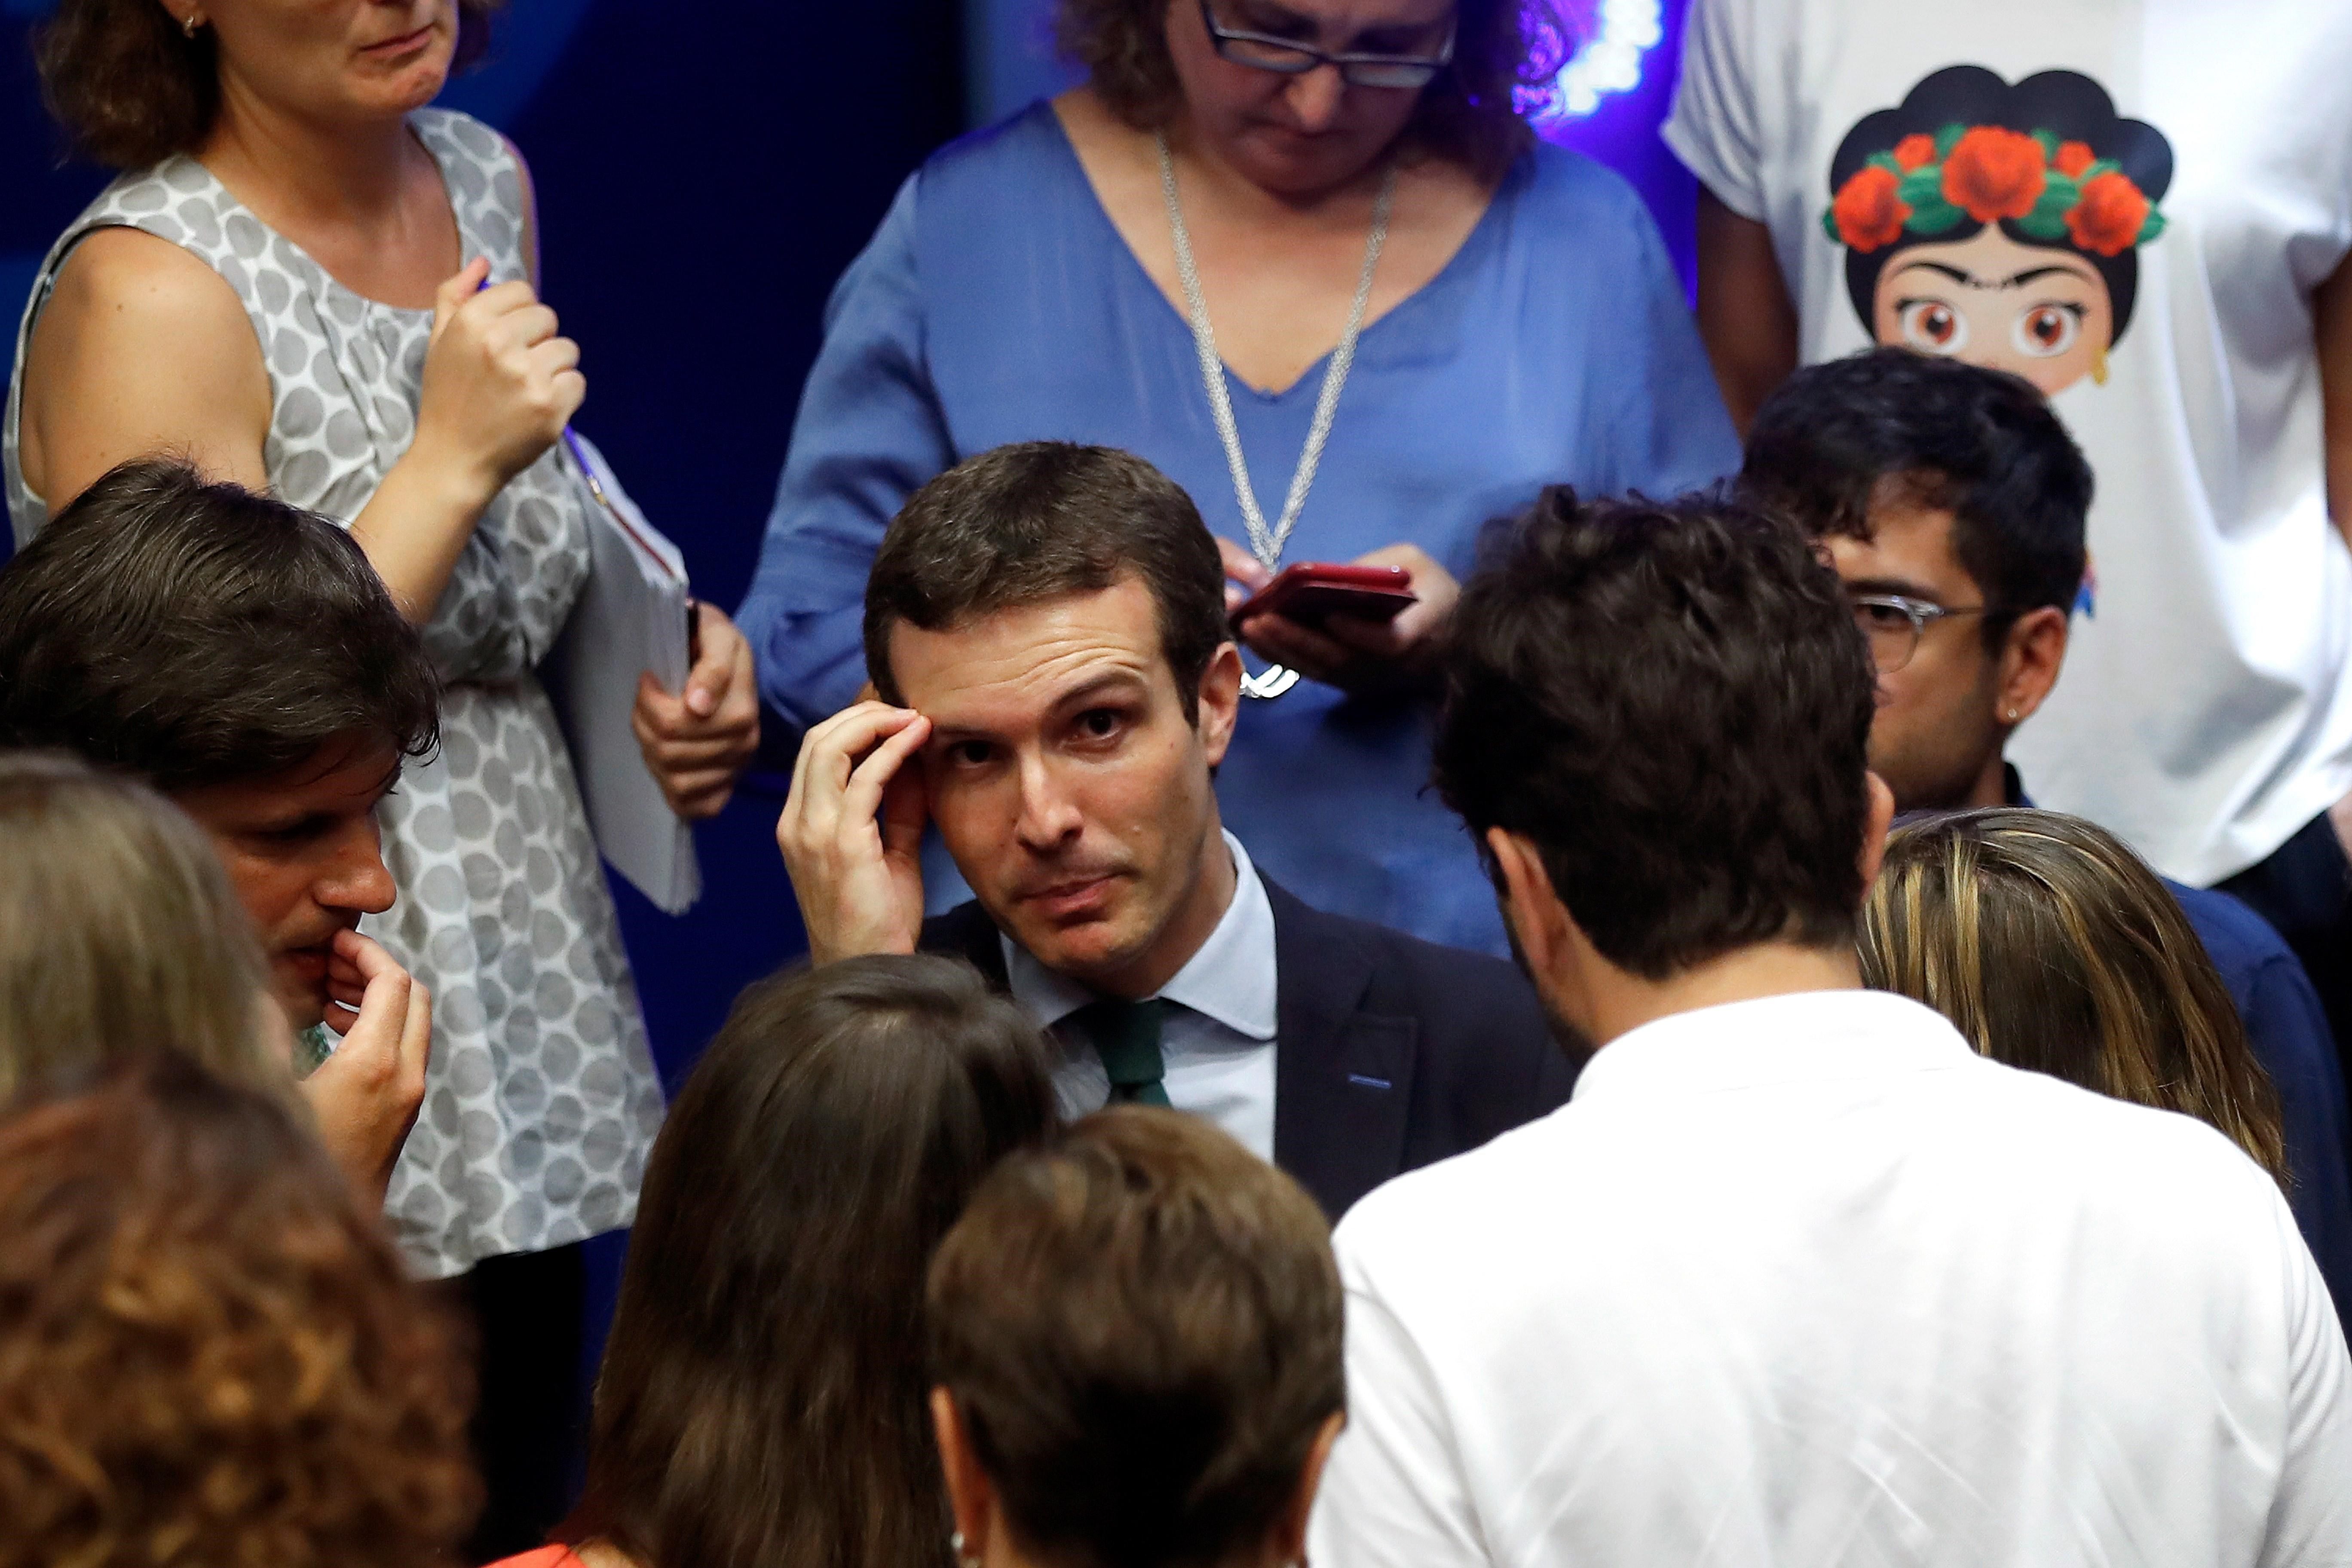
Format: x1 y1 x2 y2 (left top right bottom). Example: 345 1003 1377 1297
741 0 1736 955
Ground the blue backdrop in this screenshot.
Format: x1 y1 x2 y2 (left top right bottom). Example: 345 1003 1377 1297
0 0 1697 1081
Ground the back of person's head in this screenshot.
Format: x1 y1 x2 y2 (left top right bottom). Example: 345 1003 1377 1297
1740 348 2094 633
0 1053 477 1568
1434 490 1878 978
568 954 1059 1568
928 1106 1345 1568
0 750 285 1100
1861 807 2289 1186
0 457 438 793
864 442 1230 723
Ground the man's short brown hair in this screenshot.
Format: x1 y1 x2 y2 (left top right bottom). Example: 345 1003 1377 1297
928 1106 1344 1568
863 443 1231 724
0 459 438 794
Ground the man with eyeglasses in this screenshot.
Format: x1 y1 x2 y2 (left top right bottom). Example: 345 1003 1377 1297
1742 348 2352 1317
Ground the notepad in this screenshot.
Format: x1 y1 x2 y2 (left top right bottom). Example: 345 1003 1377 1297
542 430 703 915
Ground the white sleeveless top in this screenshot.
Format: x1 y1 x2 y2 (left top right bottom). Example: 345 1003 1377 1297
3 108 665 1279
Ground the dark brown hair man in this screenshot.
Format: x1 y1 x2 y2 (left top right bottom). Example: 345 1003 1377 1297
777 441 1569 1218
0 458 436 1198
929 1105 1345 1568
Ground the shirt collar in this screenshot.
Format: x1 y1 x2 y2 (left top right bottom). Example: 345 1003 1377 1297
1002 830 1278 1041
1568 989 1981 1106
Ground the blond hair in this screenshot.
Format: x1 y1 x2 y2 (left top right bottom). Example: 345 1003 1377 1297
0 750 284 1102
1861 808 2288 1188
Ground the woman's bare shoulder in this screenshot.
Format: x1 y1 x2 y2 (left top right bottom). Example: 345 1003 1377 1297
21 224 270 503
38 225 251 349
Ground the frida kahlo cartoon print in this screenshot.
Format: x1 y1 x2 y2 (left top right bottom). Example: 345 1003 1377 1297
1823 66 2173 397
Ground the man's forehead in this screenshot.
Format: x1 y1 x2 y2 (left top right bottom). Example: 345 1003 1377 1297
889 582 1167 708
1830 490 1973 591
178 738 401 814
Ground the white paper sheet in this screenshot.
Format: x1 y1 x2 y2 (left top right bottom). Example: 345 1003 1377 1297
542 430 702 914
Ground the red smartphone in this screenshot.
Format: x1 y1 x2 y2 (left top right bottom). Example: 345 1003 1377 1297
1232 562 1418 628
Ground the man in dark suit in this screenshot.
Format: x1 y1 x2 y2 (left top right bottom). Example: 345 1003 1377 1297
776 441 1571 1218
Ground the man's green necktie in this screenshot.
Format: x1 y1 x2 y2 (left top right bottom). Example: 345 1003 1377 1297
1069 997 1171 1109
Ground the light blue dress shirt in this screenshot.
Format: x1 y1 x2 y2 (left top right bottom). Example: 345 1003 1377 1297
1005 830 1279 1158
742 101 1740 956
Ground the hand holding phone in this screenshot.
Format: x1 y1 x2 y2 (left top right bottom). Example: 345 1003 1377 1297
1231 562 1418 629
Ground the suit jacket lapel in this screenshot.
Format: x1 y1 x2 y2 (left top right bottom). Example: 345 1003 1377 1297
1266 880 1418 1219
921 901 1011 990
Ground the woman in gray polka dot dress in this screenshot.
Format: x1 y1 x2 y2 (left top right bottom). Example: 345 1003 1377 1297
4 0 759 1548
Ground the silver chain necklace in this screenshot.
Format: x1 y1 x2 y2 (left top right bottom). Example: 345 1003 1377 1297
1156 132 1395 698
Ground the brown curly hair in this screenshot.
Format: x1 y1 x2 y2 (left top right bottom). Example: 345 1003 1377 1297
35 0 504 170
0 1054 480 1568
1059 0 1579 179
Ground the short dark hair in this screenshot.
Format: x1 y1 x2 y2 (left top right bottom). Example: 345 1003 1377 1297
1740 349 2095 641
1434 490 1878 979
36 0 501 170
566 954 1059 1568
865 443 1230 724
0 459 438 794
929 1106 1344 1568
1057 0 1574 183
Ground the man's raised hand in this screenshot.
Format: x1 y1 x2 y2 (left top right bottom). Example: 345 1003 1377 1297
777 701 933 965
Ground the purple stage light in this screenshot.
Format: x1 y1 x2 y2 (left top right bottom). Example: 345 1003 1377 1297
1524 0 1665 126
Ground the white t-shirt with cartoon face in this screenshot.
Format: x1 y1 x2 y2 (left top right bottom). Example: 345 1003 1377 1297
1665 0 2352 885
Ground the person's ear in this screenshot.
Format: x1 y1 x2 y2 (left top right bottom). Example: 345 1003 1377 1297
1488 828 1570 979
1268 1409 1348 1565
1993 606 2068 728
931 1388 997 1565
1197 642 1244 766
1859 769 1896 890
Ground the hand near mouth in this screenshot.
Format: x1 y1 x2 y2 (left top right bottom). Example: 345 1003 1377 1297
301 931 432 1205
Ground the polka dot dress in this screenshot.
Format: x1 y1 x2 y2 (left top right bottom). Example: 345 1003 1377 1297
5 109 666 1280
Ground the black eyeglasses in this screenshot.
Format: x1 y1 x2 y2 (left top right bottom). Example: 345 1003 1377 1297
1198 0 1457 89
1851 592 1991 672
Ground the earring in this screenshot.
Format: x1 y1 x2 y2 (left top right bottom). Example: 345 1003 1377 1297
951 1531 980 1568
2091 344 2110 387
181 10 202 36
2006 708 2021 723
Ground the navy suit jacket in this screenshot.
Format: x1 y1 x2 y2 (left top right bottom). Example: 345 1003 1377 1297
919 878 1577 1219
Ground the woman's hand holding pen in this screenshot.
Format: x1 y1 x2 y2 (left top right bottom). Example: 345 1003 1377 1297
633 600 761 820
411 257 585 506
352 257 585 622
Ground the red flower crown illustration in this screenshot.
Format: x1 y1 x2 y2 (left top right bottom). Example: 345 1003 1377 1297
1823 124 2168 257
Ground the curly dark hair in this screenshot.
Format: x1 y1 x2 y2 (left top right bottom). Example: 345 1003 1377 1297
1434 489 1878 979
1059 0 1578 179
0 1053 480 1568
36 0 504 170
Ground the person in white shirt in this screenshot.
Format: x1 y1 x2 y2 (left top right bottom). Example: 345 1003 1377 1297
1660 0 2352 1094
1307 487 2352 1568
